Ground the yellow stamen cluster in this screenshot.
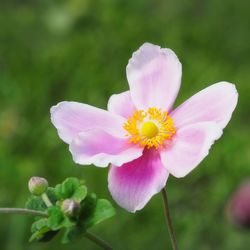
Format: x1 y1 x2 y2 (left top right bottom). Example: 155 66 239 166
123 107 176 149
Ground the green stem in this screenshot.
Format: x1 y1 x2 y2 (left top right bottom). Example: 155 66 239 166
41 193 53 207
161 188 179 250
85 231 113 250
0 208 47 217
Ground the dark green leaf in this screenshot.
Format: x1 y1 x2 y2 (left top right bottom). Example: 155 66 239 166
38 230 59 242
81 199 115 229
79 193 97 221
47 187 58 204
61 226 82 244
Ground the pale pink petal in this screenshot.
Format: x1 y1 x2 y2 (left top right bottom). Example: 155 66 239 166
161 122 223 178
107 91 136 118
126 42 182 111
50 101 125 144
108 149 169 212
171 82 238 129
69 129 142 167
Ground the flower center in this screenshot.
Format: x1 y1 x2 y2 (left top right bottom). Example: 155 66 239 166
123 107 176 149
141 121 158 138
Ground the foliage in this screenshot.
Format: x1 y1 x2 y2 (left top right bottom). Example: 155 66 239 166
25 177 115 244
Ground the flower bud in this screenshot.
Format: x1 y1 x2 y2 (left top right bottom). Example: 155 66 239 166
227 180 250 229
28 176 48 196
61 199 80 217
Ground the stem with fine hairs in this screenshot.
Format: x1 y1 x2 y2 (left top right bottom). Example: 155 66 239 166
0 208 47 217
161 188 179 250
85 231 113 250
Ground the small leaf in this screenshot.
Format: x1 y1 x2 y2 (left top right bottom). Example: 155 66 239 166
47 206 75 230
29 227 59 242
29 226 51 242
61 227 82 244
81 199 115 229
31 218 48 233
29 218 58 242
38 230 59 242
63 216 76 228
56 177 80 199
25 196 47 211
55 177 87 202
72 185 87 202
47 206 65 230
47 187 58 204
79 193 97 221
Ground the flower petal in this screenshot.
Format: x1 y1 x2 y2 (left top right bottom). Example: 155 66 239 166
70 129 143 167
107 91 136 118
161 122 223 178
171 82 238 129
51 101 125 144
126 42 182 111
108 149 169 212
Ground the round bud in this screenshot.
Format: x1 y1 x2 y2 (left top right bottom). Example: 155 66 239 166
28 176 48 196
61 199 80 217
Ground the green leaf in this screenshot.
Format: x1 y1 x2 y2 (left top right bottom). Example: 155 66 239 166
47 206 65 230
38 230 59 242
79 193 97 221
81 199 115 229
47 206 75 230
61 227 82 244
54 177 79 199
29 226 51 242
25 196 47 211
29 218 58 242
72 185 87 202
47 187 58 204
54 177 87 202
31 218 48 233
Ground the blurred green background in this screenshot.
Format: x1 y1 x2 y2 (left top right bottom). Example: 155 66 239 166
0 0 249 249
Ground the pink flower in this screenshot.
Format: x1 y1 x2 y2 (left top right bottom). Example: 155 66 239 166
51 43 238 212
227 181 250 229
